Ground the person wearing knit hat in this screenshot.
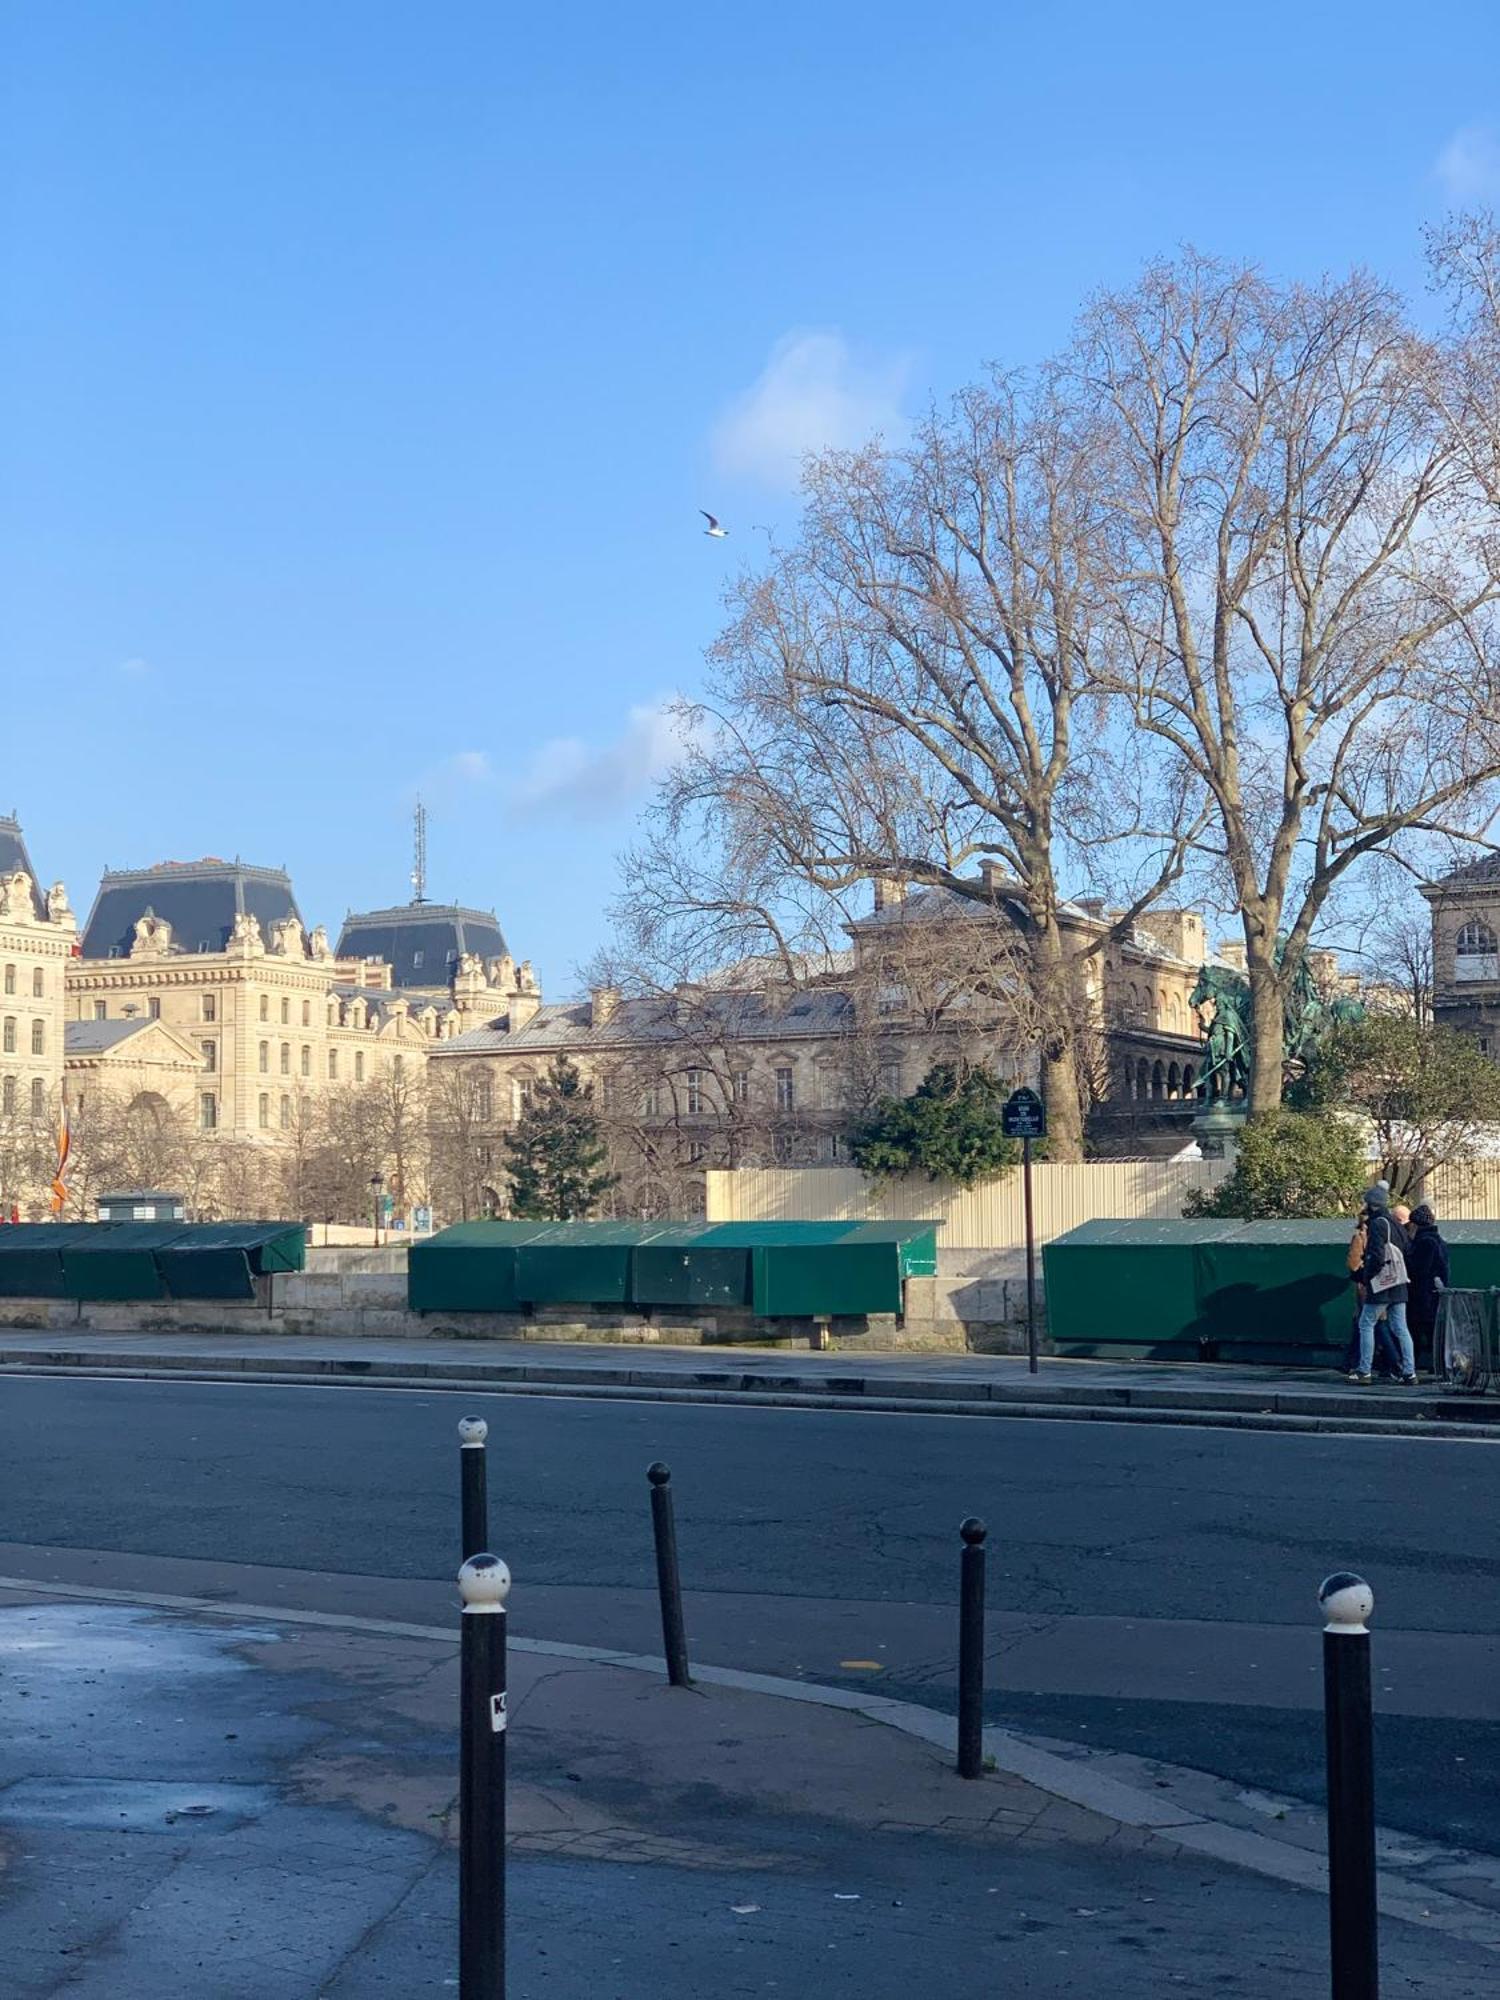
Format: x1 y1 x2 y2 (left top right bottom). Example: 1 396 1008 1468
1354 1183 1416 1385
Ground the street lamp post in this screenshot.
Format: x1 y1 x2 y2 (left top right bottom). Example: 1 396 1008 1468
370 1172 385 1248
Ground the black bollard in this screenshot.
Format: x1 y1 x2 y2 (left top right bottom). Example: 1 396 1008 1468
459 1552 510 2000
647 1462 692 1687
957 1517 987 1779
459 1416 489 1562
1320 1572 1379 2000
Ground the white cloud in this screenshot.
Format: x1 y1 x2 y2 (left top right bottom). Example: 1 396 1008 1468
1435 125 1500 204
712 329 911 489
447 749 494 784
119 656 151 678
509 700 703 820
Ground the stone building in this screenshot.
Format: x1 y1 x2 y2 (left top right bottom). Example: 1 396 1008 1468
1422 853 1500 1057
0 816 74 1208
428 870 1221 1216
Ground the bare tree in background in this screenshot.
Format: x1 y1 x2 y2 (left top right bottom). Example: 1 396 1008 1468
427 1062 496 1222
625 382 1201 1159
1078 252 1500 1113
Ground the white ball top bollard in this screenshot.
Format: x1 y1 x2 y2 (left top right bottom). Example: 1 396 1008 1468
458 1416 488 1449
1319 1571 1374 1635
459 1553 511 1611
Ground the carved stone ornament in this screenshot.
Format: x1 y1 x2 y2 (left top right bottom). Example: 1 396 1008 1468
131 907 173 956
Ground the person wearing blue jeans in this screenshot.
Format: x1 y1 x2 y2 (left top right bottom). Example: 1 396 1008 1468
1356 1184 1417 1384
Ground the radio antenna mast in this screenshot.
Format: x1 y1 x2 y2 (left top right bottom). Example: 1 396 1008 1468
411 799 428 904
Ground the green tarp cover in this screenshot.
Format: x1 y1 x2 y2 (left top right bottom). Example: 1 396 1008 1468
0 1222 105 1298
61 1222 190 1301
0 1219 308 1302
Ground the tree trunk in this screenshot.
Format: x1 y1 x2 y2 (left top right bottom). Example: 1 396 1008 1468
1245 951 1285 1118
1030 918 1085 1160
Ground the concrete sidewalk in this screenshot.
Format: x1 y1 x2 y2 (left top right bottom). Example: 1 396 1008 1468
0 1327 1496 1436
2 1581 1499 1996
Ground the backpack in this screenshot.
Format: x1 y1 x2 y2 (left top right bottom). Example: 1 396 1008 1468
1368 1216 1409 1295
1346 1221 1367 1275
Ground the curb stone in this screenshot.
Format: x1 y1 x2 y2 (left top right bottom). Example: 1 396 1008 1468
0 1347 1496 1440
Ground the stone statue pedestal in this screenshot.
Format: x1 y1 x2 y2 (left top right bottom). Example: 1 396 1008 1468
1191 1102 1247 1163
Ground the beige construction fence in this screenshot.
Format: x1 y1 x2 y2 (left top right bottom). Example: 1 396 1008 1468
705 1161 1500 1254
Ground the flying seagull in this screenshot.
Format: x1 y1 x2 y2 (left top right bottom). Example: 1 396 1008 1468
700 510 728 538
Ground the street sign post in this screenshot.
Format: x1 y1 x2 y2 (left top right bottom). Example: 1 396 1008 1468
1001 1089 1047 1373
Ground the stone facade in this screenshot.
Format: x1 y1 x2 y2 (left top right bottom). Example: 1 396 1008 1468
1422 853 1500 1057
0 817 75 1209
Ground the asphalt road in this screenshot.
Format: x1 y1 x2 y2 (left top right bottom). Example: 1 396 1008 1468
2 1374 1497 1853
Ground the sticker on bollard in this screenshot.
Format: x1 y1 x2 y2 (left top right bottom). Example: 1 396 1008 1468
491 1693 507 1733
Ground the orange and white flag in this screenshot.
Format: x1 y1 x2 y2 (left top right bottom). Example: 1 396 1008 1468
49 1095 71 1215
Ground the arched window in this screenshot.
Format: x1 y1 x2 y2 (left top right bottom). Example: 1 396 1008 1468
1124 1059 1136 1101
1136 1057 1150 1098
1151 1060 1165 1101
31 967 43 998
31 1020 44 1056
280 1043 290 1075
1184 1064 1196 1099
1456 919 1498 981
2 965 12 996
1168 1062 1181 1099
1 1018 13 1054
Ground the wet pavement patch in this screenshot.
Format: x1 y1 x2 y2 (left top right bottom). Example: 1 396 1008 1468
0 1777 276 1833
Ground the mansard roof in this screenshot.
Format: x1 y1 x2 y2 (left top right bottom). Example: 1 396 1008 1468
80 858 302 960
335 903 508 990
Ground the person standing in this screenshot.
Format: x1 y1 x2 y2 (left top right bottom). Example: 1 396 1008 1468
1356 1184 1417 1385
1405 1203 1450 1375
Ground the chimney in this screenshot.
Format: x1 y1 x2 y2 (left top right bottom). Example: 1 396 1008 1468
592 985 620 1027
978 860 1006 895
872 878 907 913
509 990 540 1031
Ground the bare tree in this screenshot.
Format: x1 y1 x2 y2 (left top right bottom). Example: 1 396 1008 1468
427 1061 495 1223
1077 252 1500 1112
628 382 1200 1158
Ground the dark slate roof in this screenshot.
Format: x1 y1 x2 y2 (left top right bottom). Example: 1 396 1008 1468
0 814 46 920
80 859 302 960
335 903 508 990
1430 851 1500 890
433 988 855 1058
65 1018 159 1053
848 881 1093 932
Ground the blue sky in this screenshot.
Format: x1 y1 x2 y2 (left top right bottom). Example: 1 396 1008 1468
3 1 1498 987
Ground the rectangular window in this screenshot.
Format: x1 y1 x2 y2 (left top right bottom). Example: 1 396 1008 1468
1 1018 13 1053
515 1077 534 1117
773 1131 793 1164
732 1069 750 1104
199 1093 217 1130
413 950 424 969
393 1054 404 1076
302 1000 311 1026
200 1041 216 1072
328 1049 338 1080
31 967 43 998
202 993 216 1022
259 1093 270 1129
775 1066 795 1112
641 1082 660 1118
31 1020 44 1057
280 1043 290 1075
259 994 269 1022
280 1094 291 1129
355 1051 365 1082
829 1133 844 1163
301 1045 311 1076
259 1041 269 1073
476 1078 493 1120
685 1068 704 1115
2 966 11 996
879 1059 902 1098
687 1141 707 1165
30 1076 44 1119
93 1001 107 1022
148 997 160 1019
281 998 290 1025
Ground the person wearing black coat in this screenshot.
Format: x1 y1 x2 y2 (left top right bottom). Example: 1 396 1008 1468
1405 1204 1450 1374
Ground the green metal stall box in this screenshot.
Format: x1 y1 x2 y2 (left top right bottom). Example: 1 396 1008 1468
748 1221 940 1318
60 1222 188 1301
408 1221 552 1314
1042 1218 1243 1358
513 1222 669 1307
628 1227 753 1310
0 1222 107 1298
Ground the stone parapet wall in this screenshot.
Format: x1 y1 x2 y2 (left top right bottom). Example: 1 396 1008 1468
0 1265 1047 1353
